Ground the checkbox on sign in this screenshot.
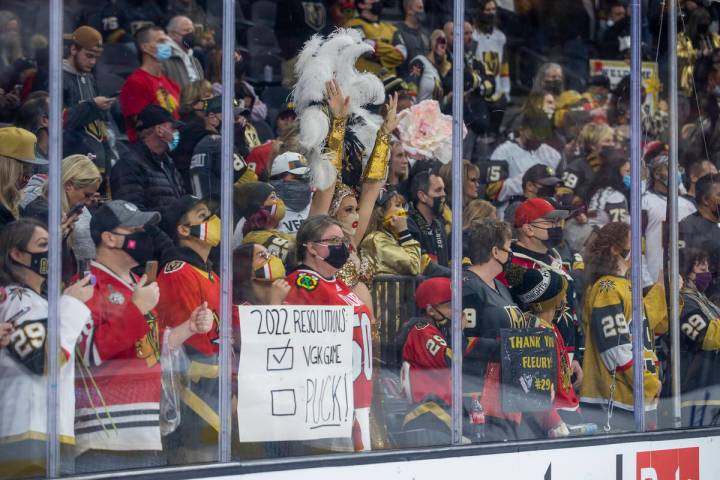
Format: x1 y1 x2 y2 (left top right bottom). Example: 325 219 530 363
267 340 293 371
271 389 296 416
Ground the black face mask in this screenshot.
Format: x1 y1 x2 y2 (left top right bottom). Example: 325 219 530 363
535 225 564 248
543 79 563 96
181 32 196 49
118 231 155 265
494 248 513 271
17 250 49 278
537 185 556 198
323 243 350 269
369 2 383 16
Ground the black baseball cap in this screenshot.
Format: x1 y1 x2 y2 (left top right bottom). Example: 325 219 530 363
136 104 184 131
522 164 561 188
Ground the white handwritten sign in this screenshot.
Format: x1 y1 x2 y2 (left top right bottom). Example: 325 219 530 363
589 59 660 109
236 305 354 442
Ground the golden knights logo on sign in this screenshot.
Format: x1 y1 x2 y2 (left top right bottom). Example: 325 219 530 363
302 1 326 32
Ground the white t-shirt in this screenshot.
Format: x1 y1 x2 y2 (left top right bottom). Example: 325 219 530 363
641 190 696 280
277 204 311 234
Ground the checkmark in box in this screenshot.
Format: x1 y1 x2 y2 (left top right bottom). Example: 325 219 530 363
266 339 293 371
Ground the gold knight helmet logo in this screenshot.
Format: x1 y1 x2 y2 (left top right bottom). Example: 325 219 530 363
303 2 327 32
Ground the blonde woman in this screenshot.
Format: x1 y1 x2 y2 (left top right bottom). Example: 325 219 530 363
0 127 42 229
409 30 452 102
439 160 481 209
360 187 421 277
558 123 616 200
23 155 102 274
462 199 497 228
178 79 214 121
0 151 24 229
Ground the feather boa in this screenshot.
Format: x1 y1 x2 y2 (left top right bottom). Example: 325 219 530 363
292 28 385 189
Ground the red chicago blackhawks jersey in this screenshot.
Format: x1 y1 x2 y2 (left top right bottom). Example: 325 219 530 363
401 320 451 405
75 261 162 452
285 268 374 410
156 252 221 357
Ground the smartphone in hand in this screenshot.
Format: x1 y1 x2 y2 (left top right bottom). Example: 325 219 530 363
144 261 159 283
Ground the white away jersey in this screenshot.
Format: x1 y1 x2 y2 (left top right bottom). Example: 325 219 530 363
0 286 89 444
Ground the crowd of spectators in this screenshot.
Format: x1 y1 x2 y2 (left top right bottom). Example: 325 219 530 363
2 0 720 476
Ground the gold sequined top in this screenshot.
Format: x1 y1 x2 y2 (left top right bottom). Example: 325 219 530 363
326 116 347 174
362 130 391 182
337 249 373 288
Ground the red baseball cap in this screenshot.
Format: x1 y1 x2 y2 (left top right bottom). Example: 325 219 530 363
514 197 569 227
415 277 452 310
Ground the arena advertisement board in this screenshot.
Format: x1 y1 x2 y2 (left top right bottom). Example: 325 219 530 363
202 435 719 480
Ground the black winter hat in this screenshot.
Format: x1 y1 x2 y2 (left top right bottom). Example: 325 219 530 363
506 264 567 313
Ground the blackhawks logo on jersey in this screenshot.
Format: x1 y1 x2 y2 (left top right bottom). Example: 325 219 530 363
296 272 319 291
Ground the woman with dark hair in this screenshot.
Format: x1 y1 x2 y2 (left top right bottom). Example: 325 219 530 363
360 186 421 277
285 215 375 452
586 147 630 227
232 243 289 306
0 219 93 476
677 247 720 427
581 222 667 432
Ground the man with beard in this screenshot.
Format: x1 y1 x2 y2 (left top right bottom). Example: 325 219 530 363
268 151 312 234
62 26 117 179
407 169 450 271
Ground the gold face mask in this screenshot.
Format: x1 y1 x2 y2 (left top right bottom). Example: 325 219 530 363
267 198 286 223
383 207 407 231
253 253 286 281
188 215 222 247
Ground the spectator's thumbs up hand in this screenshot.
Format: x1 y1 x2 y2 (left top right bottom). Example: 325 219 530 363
190 301 214 334
132 274 160 314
